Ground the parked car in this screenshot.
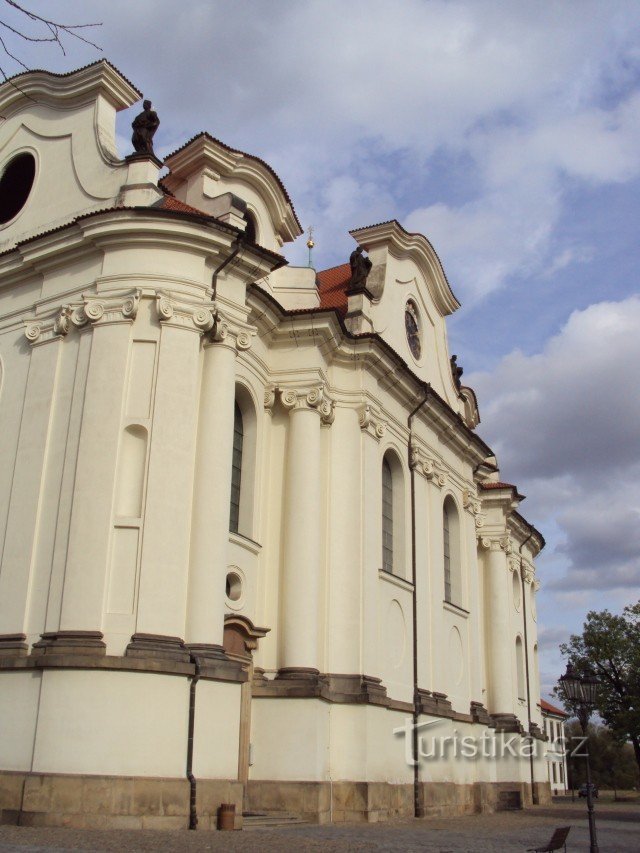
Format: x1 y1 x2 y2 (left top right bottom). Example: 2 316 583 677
579 783 599 798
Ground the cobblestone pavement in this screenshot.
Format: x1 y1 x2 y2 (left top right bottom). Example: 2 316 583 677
0 802 637 852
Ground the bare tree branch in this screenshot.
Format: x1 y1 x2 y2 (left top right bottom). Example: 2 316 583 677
0 0 102 81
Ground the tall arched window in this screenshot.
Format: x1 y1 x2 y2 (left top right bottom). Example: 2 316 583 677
229 402 243 533
443 496 461 604
516 635 525 701
381 451 405 577
382 457 393 573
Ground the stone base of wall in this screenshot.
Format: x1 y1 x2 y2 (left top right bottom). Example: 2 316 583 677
0 772 552 828
0 771 243 830
245 779 553 823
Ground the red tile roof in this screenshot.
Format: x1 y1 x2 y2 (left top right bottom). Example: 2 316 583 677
540 698 568 717
316 263 351 316
155 194 209 217
480 481 517 490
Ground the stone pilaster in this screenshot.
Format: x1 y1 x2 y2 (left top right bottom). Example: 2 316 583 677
480 535 516 719
326 404 361 674
55 293 139 650
133 295 215 646
184 315 250 664
277 385 334 676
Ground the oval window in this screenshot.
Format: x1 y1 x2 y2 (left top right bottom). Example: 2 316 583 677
0 153 36 225
405 300 422 360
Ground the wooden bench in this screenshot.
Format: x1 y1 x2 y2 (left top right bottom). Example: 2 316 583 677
527 825 571 852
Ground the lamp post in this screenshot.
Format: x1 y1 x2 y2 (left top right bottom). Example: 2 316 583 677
559 662 600 853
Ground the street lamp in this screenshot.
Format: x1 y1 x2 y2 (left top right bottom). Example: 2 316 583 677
559 662 600 853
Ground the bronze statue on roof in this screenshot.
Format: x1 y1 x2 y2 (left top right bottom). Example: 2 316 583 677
348 245 372 292
450 354 464 391
131 100 160 155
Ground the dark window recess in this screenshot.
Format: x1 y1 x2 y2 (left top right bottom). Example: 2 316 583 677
0 153 36 224
229 402 243 533
382 458 393 573
443 506 451 602
243 212 257 244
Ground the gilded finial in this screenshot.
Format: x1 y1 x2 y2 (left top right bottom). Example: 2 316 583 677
306 225 315 267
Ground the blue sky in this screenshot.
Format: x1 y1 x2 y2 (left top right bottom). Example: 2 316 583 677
3 0 639 701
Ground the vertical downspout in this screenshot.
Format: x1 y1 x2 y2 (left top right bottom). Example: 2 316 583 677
211 234 244 302
182 232 242 829
187 659 201 830
519 528 537 805
408 386 430 819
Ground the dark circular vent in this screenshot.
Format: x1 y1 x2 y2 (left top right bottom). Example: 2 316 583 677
0 153 36 225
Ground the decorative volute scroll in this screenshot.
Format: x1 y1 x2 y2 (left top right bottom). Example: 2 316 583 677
477 535 511 553
24 290 141 345
358 404 386 440
263 385 277 413
155 291 216 334
522 564 535 585
462 488 486 528
280 385 335 425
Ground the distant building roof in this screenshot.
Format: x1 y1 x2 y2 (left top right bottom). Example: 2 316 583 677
540 698 568 717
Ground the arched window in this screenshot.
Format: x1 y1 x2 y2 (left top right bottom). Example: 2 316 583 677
229 402 243 533
516 635 525 701
381 451 405 577
382 457 393 573
443 496 461 604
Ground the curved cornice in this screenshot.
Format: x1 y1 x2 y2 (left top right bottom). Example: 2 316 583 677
350 220 460 316
0 59 141 115
163 132 302 241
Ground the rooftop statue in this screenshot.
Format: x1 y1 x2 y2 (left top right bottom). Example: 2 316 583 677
131 100 160 155
348 245 372 292
450 354 464 391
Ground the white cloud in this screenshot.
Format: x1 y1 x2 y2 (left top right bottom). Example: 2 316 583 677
8 0 640 296
467 295 640 592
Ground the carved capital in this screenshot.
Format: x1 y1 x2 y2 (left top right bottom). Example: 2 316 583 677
523 565 535 585
358 404 387 441
264 385 277 413
508 557 520 574
409 445 442 480
24 307 71 345
74 291 141 328
463 488 482 516
281 385 334 424
156 292 216 334
499 536 512 554
478 536 492 550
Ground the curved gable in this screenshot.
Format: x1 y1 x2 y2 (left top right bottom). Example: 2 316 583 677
163 133 302 252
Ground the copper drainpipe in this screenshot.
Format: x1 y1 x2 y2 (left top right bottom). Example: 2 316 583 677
186 659 201 830
408 386 430 819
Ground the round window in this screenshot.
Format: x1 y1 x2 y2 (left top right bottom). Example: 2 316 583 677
405 301 421 360
0 153 36 225
225 571 242 602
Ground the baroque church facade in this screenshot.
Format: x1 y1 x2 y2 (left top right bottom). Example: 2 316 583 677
0 62 548 828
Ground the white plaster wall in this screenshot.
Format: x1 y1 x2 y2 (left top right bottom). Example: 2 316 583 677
32 670 188 777
250 698 330 781
193 680 241 779
0 670 41 770
329 704 413 784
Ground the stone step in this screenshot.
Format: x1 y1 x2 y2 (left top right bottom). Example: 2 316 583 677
242 811 308 829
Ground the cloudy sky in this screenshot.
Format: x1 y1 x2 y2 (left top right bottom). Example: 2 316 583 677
3 1 639 701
